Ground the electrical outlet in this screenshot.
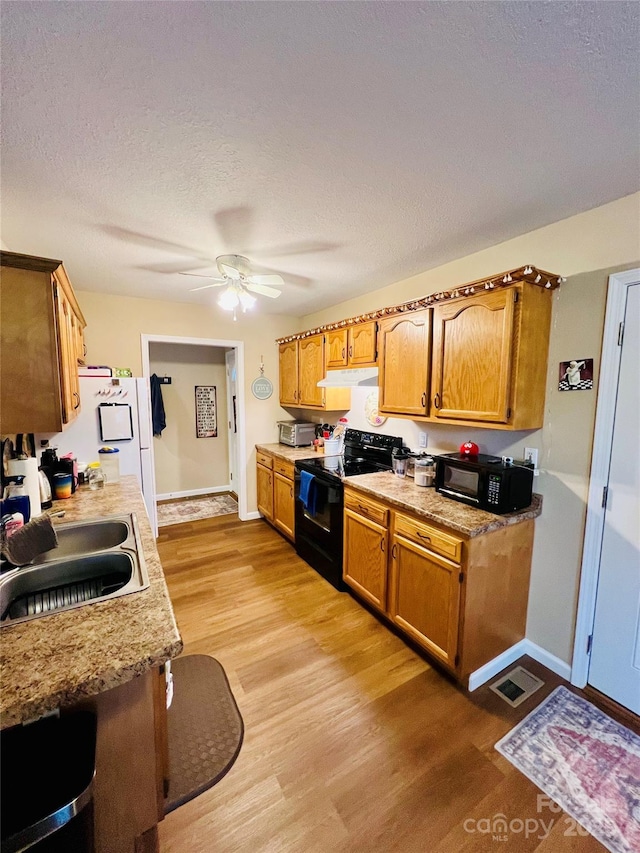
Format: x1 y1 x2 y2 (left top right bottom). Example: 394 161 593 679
418 431 428 448
524 447 539 472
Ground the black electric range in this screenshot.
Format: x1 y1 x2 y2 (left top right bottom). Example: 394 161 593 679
294 429 403 590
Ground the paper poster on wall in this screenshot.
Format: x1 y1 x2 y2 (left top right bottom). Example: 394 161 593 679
558 358 593 391
195 386 217 437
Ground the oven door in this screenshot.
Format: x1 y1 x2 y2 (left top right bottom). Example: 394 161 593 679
294 469 346 590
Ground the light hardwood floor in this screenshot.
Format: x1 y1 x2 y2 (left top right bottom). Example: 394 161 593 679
157 514 607 853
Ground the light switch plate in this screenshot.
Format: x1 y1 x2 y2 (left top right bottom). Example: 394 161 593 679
418 431 428 448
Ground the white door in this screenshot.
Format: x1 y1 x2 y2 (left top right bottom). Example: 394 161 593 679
225 349 238 496
588 283 640 713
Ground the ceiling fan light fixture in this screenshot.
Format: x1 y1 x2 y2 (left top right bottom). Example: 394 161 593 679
238 288 256 311
218 286 240 311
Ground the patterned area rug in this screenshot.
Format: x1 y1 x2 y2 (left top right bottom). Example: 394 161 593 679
157 494 238 527
496 686 640 853
165 655 244 814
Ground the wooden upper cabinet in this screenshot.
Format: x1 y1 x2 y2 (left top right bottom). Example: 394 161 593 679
325 329 349 368
431 288 514 424
298 335 325 408
279 341 299 406
0 252 86 434
348 321 377 366
326 322 377 369
378 310 431 415
430 283 552 429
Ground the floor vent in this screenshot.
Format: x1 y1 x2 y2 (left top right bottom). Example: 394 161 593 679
489 666 545 707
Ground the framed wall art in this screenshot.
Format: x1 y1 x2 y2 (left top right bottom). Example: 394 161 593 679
195 385 217 437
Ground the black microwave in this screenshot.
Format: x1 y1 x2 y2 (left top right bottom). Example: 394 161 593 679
435 453 534 514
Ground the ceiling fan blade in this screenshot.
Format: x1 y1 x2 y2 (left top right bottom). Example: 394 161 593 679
247 274 285 287
245 283 282 299
218 262 242 280
189 282 229 292
179 272 227 281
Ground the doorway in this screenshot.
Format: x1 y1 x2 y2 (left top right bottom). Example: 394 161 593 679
141 335 248 532
572 270 640 714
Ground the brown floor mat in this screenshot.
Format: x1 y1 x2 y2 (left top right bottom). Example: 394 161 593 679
164 655 244 814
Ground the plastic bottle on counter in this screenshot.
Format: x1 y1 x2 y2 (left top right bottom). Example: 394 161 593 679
87 462 105 490
98 447 120 484
1 512 24 538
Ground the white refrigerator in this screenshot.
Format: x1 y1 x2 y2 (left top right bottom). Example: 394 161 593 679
37 377 158 535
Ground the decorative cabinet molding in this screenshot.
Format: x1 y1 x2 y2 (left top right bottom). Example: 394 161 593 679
1 251 86 433
342 486 535 683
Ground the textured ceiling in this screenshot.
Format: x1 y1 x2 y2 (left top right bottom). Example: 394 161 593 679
1 1 639 316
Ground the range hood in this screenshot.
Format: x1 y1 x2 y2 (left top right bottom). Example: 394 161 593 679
317 367 379 388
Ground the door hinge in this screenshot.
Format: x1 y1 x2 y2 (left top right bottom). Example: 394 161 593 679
513 290 519 303
602 485 608 509
586 634 593 655
459 571 464 584
230 472 233 481
618 321 624 346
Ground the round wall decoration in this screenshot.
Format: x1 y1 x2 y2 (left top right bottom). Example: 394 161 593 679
251 376 273 400
364 389 387 427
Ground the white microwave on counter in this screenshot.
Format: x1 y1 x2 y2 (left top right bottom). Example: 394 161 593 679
277 420 316 446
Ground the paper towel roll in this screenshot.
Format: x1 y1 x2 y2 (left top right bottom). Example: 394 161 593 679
7 458 42 517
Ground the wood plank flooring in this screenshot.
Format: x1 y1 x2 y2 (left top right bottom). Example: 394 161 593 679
157 514 607 853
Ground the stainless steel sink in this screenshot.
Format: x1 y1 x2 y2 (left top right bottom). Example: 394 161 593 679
0 514 149 627
30 518 129 564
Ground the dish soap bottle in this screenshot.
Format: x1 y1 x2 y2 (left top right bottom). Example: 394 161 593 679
2 476 31 522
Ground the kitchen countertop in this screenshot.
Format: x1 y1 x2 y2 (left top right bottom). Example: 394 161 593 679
256 442 340 462
0 476 183 729
343 471 542 537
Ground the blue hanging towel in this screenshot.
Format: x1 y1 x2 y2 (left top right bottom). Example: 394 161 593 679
298 470 318 517
150 374 167 436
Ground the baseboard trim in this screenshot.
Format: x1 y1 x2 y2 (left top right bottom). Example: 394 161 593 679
467 639 571 692
242 511 262 521
156 486 232 501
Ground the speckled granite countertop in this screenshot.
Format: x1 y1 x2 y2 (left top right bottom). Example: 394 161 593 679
256 442 339 462
343 471 542 537
0 477 183 729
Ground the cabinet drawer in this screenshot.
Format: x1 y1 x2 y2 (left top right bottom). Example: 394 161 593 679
393 513 463 563
273 458 294 479
256 451 273 469
344 491 388 527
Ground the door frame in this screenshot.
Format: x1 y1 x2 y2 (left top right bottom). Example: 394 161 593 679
141 334 249 521
225 349 238 496
571 268 640 688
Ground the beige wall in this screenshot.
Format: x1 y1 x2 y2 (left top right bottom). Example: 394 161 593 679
149 342 229 496
76 290 301 515
297 192 640 666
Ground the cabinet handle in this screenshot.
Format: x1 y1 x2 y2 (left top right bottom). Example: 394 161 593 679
349 345 353 358
380 539 385 553
391 544 397 559
342 347 346 359
417 532 431 542
290 486 293 498
421 392 426 408
73 391 80 409
433 393 441 409
294 389 297 401
83 343 87 356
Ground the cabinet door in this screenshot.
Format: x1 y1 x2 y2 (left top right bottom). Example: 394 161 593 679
389 534 461 670
378 311 431 415
348 322 377 366
273 473 295 541
256 463 273 521
54 282 81 424
431 289 515 423
325 329 348 368
279 341 299 406
298 335 325 409
343 508 388 613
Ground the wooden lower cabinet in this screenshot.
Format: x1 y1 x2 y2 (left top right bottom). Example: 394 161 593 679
343 507 388 612
342 487 534 683
256 452 295 542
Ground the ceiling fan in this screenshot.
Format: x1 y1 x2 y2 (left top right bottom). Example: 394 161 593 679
180 254 284 319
